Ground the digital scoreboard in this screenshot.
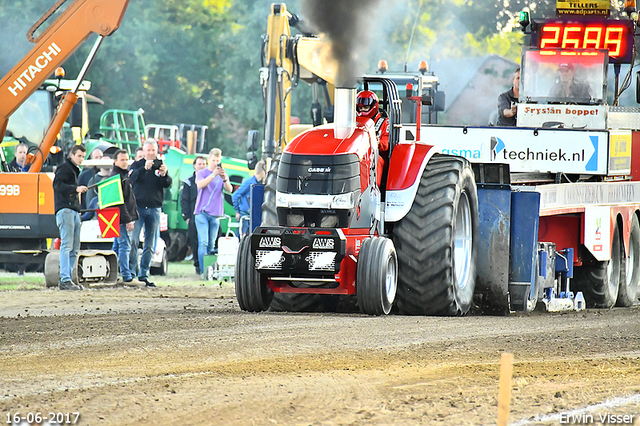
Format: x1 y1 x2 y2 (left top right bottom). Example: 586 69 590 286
530 19 636 64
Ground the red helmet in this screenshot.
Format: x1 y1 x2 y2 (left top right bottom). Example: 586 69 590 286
356 90 379 119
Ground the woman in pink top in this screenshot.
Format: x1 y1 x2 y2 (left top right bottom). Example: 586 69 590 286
194 148 233 275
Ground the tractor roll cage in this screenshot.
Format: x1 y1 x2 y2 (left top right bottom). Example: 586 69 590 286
360 77 402 157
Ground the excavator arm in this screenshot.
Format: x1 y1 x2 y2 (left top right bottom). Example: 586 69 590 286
0 0 130 275
0 0 130 171
261 3 338 158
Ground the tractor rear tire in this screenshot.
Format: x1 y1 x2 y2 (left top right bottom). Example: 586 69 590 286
262 155 339 312
617 214 639 307
574 222 621 308
393 154 479 316
235 236 272 312
356 237 397 315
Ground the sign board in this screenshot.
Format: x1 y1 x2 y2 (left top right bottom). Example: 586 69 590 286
608 130 632 175
530 19 634 63
584 205 611 260
556 0 610 16
97 208 120 238
406 126 608 175
517 104 606 129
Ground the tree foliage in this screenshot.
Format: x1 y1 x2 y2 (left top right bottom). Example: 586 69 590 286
1 0 636 158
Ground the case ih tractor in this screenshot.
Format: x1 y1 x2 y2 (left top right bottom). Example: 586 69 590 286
236 2 640 317
236 78 478 316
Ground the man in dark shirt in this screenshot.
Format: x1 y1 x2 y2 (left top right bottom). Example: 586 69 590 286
7 142 29 275
180 155 207 274
8 143 29 172
78 148 103 209
52 145 88 290
110 149 139 283
128 139 172 287
497 68 520 126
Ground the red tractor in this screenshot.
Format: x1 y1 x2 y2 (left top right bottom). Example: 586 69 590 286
235 77 479 316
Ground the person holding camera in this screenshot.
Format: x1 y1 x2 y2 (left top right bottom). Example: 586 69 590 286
129 138 172 287
194 148 233 275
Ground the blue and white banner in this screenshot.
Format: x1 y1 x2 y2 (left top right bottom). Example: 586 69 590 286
404 125 609 175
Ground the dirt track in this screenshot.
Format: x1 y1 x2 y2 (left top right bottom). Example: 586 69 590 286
1 284 639 425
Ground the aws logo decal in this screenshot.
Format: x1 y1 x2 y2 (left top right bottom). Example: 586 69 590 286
490 137 506 161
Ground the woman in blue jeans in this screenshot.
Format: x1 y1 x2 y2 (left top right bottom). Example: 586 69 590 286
194 148 233 275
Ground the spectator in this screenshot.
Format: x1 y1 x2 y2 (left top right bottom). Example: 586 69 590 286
8 142 29 172
129 139 172 287
81 196 99 221
52 145 88 291
194 148 233 275
232 160 266 237
7 142 29 275
497 68 520 127
110 149 139 283
134 146 144 161
180 155 207 274
78 148 103 209
85 155 111 207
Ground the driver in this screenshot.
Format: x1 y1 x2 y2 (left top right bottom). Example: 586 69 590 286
549 63 591 101
356 90 389 186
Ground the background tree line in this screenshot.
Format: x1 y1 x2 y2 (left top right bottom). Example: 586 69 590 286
0 0 632 158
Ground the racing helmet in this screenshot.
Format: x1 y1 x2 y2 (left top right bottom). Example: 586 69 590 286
356 90 379 119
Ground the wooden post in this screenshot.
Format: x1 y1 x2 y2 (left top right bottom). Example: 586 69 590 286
187 130 195 155
497 352 514 426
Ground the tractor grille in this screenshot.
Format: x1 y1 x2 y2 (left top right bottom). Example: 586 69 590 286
278 208 349 228
277 152 360 195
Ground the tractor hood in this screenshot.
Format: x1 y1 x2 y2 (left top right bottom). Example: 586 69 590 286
284 116 375 159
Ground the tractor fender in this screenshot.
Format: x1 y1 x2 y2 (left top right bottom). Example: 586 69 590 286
385 142 438 222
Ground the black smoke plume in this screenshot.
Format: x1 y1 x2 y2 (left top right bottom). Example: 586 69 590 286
301 0 381 87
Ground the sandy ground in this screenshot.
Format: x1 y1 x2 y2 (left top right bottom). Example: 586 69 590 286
1 282 639 425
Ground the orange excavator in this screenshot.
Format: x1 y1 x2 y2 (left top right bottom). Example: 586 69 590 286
0 0 130 285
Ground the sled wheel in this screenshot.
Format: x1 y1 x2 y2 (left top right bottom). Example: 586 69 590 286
261 154 338 312
235 236 272 312
617 214 639 307
574 221 621 308
44 251 60 288
393 154 479 316
206 265 215 281
356 237 397 315
150 250 168 276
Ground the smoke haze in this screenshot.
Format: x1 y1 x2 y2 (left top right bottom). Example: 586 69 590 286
301 0 381 87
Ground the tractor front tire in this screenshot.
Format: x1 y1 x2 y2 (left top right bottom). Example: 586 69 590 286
356 237 397 315
393 154 479 316
235 236 272 312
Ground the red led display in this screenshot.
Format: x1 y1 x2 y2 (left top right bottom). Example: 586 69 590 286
532 19 635 64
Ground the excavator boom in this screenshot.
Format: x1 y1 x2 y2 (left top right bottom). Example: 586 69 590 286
0 0 130 139
0 0 130 276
